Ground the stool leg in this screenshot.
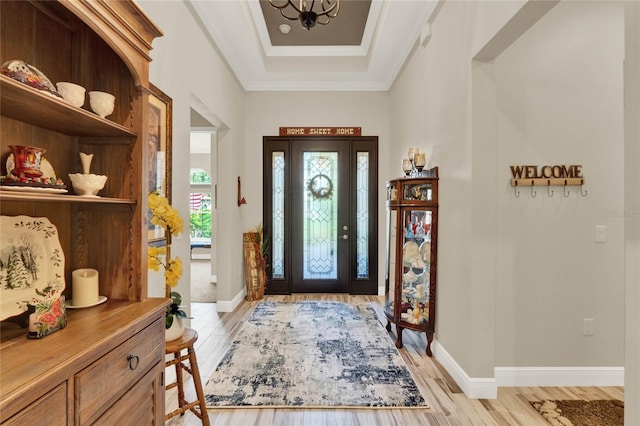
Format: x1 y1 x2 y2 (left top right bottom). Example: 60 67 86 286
188 346 210 426
173 350 186 413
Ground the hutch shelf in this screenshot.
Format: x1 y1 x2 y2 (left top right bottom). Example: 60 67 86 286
0 1 167 423
385 167 439 356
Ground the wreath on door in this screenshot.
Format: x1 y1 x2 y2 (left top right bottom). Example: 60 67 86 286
307 174 334 200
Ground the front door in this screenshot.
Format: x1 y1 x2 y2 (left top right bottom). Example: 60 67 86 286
263 136 378 294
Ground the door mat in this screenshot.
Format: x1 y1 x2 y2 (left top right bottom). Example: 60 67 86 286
530 399 623 426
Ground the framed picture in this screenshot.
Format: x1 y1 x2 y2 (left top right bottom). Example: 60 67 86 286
148 83 172 244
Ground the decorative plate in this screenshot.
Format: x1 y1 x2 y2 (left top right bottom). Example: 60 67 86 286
1 60 62 99
0 185 68 194
2 154 67 191
402 240 419 266
0 216 66 321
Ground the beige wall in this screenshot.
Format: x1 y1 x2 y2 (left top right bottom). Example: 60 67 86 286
624 2 640 423
390 0 626 381
138 0 247 307
493 0 624 366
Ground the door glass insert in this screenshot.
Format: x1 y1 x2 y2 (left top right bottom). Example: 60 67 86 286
303 152 338 279
272 152 285 279
356 152 369 278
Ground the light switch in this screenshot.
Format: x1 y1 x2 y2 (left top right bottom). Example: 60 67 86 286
583 318 595 336
595 225 607 243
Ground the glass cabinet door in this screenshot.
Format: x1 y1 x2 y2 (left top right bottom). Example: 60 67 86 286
385 209 398 317
403 182 432 201
400 209 432 325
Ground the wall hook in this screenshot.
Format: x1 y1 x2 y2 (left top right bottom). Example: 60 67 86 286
563 180 570 197
514 182 520 198
530 181 537 198
580 185 587 197
547 182 554 197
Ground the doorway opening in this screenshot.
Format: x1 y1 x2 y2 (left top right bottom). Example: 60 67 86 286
190 129 217 303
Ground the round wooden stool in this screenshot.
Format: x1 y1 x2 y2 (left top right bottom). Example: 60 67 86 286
165 328 210 425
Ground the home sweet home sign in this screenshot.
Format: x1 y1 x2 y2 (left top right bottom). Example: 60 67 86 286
279 127 362 136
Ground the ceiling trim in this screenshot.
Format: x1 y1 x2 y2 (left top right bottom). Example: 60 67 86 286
188 0 439 92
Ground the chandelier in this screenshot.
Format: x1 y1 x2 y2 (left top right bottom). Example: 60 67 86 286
269 0 340 30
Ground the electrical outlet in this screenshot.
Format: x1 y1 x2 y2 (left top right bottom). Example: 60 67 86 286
595 226 607 243
583 318 594 336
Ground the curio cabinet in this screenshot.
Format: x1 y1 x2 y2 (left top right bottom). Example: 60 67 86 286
385 167 438 356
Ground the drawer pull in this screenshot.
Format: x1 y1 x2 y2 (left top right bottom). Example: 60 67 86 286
127 354 140 370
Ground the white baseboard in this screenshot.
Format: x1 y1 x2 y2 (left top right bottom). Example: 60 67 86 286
494 366 625 387
433 341 498 399
216 287 246 312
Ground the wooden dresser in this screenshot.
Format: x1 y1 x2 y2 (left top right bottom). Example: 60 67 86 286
1 300 167 424
0 1 166 423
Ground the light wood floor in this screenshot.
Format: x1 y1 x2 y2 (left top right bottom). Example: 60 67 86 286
165 294 623 425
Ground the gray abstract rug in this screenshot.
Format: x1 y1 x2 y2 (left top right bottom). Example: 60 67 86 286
204 301 428 408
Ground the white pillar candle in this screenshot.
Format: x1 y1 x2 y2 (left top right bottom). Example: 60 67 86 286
72 268 99 306
28 313 38 333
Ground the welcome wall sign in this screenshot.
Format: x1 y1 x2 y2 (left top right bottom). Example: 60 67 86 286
510 164 586 197
510 164 584 186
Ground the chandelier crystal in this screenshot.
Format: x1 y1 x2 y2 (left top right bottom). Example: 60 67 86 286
269 0 340 30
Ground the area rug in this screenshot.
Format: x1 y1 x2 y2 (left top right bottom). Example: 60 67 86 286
530 399 624 426
204 301 428 408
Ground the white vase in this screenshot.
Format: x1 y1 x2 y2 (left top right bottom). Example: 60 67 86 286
165 317 184 342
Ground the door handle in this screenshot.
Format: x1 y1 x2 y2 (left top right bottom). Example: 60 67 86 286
342 234 348 240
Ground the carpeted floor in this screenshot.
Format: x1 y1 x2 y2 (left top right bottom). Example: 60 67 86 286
204 301 428 408
530 399 624 426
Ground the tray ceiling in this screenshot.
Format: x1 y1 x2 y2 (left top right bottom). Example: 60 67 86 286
188 0 439 91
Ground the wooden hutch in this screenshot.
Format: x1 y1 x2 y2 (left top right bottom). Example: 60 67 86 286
0 1 167 423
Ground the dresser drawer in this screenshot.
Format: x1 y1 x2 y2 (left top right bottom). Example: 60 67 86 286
75 318 164 424
2 383 67 426
93 363 164 425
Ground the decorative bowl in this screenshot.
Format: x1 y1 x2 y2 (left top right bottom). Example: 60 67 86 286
69 173 107 197
88 91 115 118
56 82 85 107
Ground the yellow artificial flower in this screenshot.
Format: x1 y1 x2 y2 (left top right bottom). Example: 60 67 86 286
148 191 184 236
165 257 182 288
147 192 184 296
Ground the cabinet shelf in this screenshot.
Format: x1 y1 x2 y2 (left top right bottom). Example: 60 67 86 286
0 190 134 204
0 75 136 138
